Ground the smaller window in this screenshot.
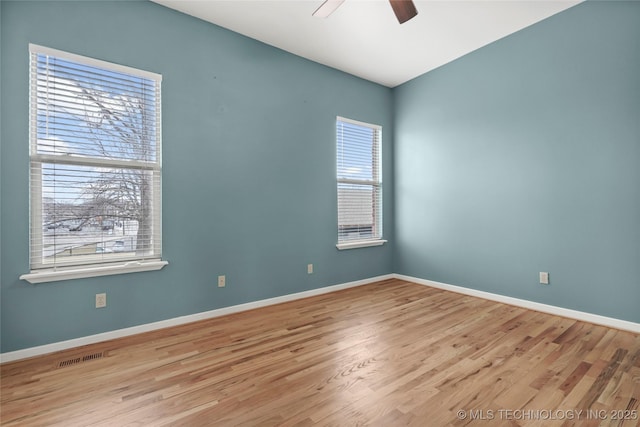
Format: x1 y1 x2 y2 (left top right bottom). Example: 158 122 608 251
336 117 385 250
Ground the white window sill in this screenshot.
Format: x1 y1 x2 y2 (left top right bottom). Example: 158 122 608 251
336 239 387 250
20 260 168 284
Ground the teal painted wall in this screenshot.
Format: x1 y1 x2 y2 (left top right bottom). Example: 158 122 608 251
394 1 640 322
0 1 394 352
2 0 638 354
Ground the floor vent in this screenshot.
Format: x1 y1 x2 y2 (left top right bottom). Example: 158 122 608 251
82 352 103 362
58 352 104 368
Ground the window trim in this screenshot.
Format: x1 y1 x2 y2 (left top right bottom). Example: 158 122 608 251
23 44 166 283
335 116 385 250
336 239 387 251
20 260 168 284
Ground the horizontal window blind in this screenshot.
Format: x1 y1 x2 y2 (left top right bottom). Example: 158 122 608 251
336 117 382 243
29 44 162 270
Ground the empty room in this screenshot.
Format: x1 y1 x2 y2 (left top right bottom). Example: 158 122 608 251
1 0 638 425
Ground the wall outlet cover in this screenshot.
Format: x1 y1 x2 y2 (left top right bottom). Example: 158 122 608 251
539 272 549 285
95 293 107 308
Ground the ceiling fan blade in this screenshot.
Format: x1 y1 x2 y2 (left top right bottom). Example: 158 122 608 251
389 0 418 24
313 0 345 18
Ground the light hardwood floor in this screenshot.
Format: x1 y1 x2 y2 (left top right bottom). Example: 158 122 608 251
1 279 639 426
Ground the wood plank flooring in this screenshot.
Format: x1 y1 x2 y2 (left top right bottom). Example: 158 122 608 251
1 279 639 426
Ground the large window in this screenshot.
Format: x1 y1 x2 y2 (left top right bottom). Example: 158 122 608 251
336 117 385 249
23 45 165 283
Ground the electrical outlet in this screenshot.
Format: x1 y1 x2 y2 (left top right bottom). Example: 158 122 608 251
539 272 549 285
218 275 226 287
95 293 107 308
307 264 313 274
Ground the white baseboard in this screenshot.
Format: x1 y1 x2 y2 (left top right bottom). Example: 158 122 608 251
3 272 637 363
395 274 640 334
0 274 394 363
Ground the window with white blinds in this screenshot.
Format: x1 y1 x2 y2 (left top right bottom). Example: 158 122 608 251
336 117 384 249
27 44 163 275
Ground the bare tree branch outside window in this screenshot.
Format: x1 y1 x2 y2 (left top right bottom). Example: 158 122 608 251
31 47 161 268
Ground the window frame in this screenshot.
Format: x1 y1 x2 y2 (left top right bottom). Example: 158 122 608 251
335 116 386 250
21 44 167 284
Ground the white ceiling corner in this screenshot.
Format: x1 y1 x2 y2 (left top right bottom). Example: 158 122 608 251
151 0 582 88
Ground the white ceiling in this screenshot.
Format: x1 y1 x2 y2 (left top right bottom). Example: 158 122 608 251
152 0 581 88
